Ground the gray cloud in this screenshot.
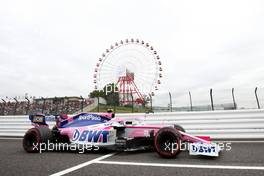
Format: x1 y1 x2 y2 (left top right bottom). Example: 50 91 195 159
0 0 264 107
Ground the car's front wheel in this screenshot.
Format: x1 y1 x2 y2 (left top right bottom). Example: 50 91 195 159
154 127 182 158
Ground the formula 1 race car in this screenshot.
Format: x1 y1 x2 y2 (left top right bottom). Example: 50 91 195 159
23 112 220 158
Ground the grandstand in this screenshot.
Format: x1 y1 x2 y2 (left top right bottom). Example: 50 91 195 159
0 96 95 115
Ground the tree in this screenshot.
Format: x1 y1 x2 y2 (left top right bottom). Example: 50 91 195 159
103 83 119 106
89 90 105 98
89 83 119 106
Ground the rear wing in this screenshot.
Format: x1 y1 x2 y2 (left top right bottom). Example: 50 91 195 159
29 114 57 127
28 112 114 127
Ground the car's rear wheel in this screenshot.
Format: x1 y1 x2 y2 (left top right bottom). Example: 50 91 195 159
23 127 52 153
154 127 182 158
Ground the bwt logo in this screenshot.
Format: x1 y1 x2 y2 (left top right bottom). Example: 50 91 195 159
72 129 109 143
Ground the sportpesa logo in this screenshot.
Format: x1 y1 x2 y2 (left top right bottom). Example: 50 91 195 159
72 129 109 143
78 114 101 121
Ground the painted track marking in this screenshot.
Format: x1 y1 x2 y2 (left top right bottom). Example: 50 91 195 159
95 161 264 170
50 153 115 176
214 140 264 143
0 137 22 140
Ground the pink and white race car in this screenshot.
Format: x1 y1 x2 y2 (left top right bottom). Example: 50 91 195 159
23 112 220 158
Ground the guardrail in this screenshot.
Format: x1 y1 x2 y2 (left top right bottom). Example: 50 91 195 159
0 109 263 139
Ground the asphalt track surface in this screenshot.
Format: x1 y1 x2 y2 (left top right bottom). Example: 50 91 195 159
0 139 264 176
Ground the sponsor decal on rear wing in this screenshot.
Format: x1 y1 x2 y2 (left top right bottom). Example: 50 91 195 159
29 114 58 126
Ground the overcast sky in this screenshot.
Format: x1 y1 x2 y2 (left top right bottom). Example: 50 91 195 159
0 0 264 107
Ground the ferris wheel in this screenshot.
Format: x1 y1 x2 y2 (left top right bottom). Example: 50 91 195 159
93 38 162 104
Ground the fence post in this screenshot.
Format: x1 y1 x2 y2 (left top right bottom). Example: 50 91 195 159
210 88 214 111
0 101 2 115
14 98 18 115
189 91 193 111
97 96 100 112
149 94 153 112
65 97 69 114
54 97 58 114
131 93 134 113
1 99 6 115
41 97 45 113
255 87 260 109
80 96 84 112
25 97 30 114
232 88 237 110
169 92 172 112
113 93 117 113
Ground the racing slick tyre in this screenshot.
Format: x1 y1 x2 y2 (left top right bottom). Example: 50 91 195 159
23 126 52 153
154 127 182 158
174 124 185 132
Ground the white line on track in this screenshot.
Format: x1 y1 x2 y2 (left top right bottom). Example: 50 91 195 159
95 160 264 170
214 140 264 143
50 153 115 176
0 137 22 140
